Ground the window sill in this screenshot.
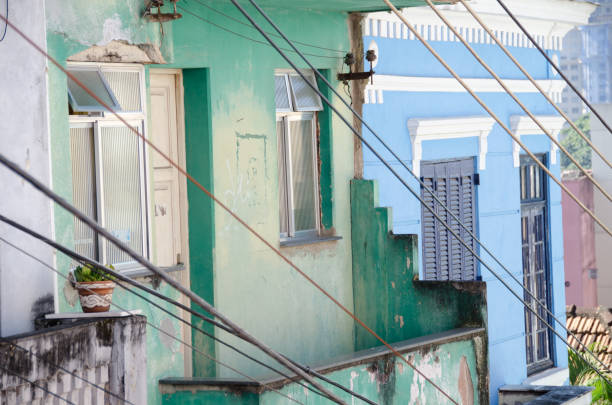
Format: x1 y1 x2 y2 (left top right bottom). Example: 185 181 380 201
523 366 568 386
280 235 342 248
121 263 186 279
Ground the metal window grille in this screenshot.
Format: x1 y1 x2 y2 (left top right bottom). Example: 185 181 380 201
421 158 476 281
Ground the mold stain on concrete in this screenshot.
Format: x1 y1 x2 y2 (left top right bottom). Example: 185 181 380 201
366 357 397 405
30 293 54 324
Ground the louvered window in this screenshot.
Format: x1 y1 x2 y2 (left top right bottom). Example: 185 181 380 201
68 63 149 269
421 159 476 281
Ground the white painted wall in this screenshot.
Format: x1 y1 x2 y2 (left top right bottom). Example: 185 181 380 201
0 1 56 336
591 104 612 307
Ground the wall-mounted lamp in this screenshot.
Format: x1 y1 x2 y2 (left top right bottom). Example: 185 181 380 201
337 50 377 84
144 0 182 22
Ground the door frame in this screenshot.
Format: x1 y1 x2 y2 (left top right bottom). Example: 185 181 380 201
150 68 192 376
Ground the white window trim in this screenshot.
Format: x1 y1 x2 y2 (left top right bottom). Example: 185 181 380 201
510 115 566 167
407 116 495 177
276 111 321 240
68 62 151 270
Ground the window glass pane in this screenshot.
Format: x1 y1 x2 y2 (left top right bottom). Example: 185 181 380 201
277 121 289 235
274 75 291 111
102 71 141 112
100 126 144 264
67 69 116 111
288 119 317 232
289 74 322 111
70 126 98 260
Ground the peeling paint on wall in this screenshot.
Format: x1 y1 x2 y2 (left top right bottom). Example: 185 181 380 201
458 355 475 405
68 39 165 64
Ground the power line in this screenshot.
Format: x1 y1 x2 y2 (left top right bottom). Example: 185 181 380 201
0 23 344 394
233 0 612 386
229 1 463 403
176 4 341 60
188 0 347 54
5 4 608 402
423 0 612 204
0 363 75 405
378 1 612 237
0 151 343 404
0 234 374 404
0 12 440 405
0 235 306 405
456 0 612 170
378 0 612 386
5 5 604 403
496 0 612 138
242 0 612 380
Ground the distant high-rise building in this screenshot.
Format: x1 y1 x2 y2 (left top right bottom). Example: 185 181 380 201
560 0 612 119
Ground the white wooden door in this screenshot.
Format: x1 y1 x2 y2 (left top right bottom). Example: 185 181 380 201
150 73 185 268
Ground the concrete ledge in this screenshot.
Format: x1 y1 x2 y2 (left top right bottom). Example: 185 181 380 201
160 327 485 392
523 367 569 386
499 385 593 405
279 235 342 247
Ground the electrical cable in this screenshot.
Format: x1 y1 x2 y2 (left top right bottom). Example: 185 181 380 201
456 0 612 170
1 340 134 404
0 234 373 404
4 6 609 402
0 14 345 394
496 0 612 138
242 0 612 379
5 6 608 402
188 0 347 54
378 1 612 237
0 159 347 405
226 0 612 384
423 0 612 204
0 363 75 405
0 235 306 405
0 13 444 404
175 4 341 60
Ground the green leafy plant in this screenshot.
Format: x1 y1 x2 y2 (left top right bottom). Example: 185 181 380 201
560 114 591 172
568 343 612 404
73 263 116 282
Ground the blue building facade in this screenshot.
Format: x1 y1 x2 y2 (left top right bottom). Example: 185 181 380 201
359 2 594 403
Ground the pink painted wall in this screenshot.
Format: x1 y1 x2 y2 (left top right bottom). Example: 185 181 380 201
562 173 598 307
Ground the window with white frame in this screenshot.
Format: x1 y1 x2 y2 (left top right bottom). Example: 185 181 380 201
67 63 149 268
275 70 323 240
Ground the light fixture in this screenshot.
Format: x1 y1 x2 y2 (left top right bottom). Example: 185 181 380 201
144 0 182 22
337 50 377 84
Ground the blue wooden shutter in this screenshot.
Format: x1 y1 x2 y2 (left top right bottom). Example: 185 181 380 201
421 159 476 281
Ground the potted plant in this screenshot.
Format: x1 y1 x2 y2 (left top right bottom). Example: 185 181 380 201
73 263 116 313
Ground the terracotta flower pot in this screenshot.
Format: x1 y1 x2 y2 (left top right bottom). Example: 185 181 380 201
75 280 116 313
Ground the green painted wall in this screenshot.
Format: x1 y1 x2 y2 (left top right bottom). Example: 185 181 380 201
350 180 488 350
161 335 485 405
45 0 356 399
162 390 258 405
183 68 217 377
